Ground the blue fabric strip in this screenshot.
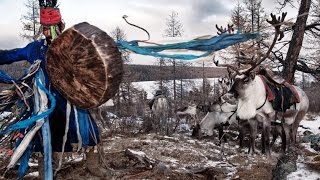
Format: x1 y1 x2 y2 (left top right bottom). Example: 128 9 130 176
77 109 89 147
18 142 33 179
117 32 260 60
0 70 15 83
0 75 56 135
36 70 53 180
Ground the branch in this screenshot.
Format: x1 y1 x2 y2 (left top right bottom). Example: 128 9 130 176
305 23 320 31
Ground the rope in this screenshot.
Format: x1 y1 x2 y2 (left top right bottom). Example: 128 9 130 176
54 100 71 176
122 15 150 42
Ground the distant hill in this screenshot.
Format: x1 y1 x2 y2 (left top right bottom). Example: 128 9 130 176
125 64 228 81
0 64 228 91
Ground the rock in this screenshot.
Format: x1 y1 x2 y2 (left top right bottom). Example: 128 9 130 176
153 162 171 175
272 149 298 180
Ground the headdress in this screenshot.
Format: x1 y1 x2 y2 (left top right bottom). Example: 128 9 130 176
40 7 62 26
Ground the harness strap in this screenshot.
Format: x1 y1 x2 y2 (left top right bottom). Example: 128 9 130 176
228 111 236 120
256 94 268 110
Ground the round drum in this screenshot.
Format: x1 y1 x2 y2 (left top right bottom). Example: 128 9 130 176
46 22 123 109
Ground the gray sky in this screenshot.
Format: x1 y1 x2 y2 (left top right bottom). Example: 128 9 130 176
0 0 298 64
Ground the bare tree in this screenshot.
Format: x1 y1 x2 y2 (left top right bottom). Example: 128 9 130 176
0 0 39 90
244 0 268 33
20 0 41 41
256 0 320 82
163 11 184 108
110 27 131 116
231 0 247 32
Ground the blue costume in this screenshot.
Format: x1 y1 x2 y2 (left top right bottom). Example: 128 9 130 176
0 38 100 160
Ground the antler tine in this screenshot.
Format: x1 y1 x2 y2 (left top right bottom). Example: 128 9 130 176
281 12 287 22
227 24 234 34
214 59 240 77
216 24 228 35
244 12 287 74
235 44 259 66
225 64 240 76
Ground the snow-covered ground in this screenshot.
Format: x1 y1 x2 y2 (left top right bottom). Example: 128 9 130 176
2 109 320 179
288 116 320 180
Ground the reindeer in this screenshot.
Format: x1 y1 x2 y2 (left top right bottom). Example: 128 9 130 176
151 94 169 133
175 103 199 125
192 76 236 143
196 97 237 144
223 12 309 155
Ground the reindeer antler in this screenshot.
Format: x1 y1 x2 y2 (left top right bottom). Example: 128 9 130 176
227 24 234 34
243 12 287 73
216 24 235 35
216 24 227 35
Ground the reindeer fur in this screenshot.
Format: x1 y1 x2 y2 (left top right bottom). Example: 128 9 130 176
151 95 169 132
176 104 198 125
198 100 237 144
231 73 309 154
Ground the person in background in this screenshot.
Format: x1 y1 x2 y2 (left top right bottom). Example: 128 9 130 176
148 90 164 110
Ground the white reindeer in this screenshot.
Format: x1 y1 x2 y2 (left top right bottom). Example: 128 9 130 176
224 13 309 155
176 103 198 125
198 99 237 144
151 95 169 133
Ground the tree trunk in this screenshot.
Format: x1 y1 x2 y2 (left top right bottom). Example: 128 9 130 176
202 61 206 105
282 0 311 83
173 59 176 109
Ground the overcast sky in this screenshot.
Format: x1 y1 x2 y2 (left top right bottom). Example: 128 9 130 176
0 0 298 64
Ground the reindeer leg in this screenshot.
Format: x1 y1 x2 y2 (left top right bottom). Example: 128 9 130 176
270 128 279 148
238 128 244 149
261 129 266 154
281 123 291 153
248 119 258 155
173 116 180 133
264 122 271 158
218 125 224 145
291 111 306 144
238 120 246 150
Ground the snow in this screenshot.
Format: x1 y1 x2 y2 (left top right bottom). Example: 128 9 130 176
299 116 320 135
128 149 147 157
0 111 11 120
287 155 320 180
288 115 320 179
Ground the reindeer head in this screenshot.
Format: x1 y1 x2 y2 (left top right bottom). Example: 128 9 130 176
230 71 256 98
218 76 233 95
226 13 287 98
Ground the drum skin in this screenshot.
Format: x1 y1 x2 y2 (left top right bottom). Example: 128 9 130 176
46 22 123 109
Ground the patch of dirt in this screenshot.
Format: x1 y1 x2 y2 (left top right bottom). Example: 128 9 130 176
235 162 274 180
1 131 319 180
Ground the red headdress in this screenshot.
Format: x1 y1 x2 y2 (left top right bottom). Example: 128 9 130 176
40 7 62 26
